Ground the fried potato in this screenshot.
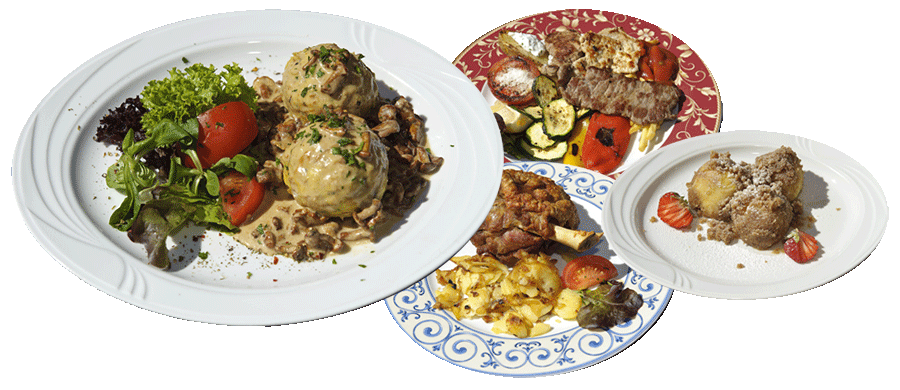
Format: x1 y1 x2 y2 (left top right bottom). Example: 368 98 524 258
553 288 582 320
432 253 567 338
492 310 553 338
500 253 561 299
434 255 508 320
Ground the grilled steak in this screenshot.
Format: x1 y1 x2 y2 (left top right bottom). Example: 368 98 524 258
471 170 579 265
541 29 584 82
541 29 683 125
561 67 682 125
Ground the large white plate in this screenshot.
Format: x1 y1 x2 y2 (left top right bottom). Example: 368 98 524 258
12 10 503 325
386 162 672 377
602 130 888 299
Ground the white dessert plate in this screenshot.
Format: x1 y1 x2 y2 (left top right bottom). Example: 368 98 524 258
12 10 503 325
602 130 888 299
386 161 673 377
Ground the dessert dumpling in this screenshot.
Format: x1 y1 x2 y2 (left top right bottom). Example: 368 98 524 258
687 152 750 220
753 146 804 201
728 184 793 250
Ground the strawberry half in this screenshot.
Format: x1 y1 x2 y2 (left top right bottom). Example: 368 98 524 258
784 228 819 263
657 192 693 229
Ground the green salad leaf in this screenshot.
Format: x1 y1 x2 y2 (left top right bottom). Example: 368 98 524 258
576 281 644 331
107 117 257 269
139 63 258 131
106 118 200 231
105 62 260 269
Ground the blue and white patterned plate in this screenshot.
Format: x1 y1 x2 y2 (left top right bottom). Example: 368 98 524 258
385 161 673 377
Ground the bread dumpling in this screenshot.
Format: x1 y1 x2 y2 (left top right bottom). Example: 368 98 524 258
281 113 388 218
282 43 381 120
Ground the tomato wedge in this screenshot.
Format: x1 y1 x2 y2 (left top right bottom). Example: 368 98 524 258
562 255 618 290
219 171 265 226
188 101 258 169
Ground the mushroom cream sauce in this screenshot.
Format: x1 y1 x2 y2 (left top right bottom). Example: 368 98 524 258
231 187 412 257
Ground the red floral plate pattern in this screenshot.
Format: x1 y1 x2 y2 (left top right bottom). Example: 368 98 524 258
454 9 722 174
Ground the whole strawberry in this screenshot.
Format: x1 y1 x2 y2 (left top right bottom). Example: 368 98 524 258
657 192 693 229
784 228 819 263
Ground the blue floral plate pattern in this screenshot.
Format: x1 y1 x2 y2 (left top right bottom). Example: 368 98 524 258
385 162 672 377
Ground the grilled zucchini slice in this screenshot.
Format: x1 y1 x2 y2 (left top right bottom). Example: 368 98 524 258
532 75 560 108
524 122 555 149
543 98 576 139
519 138 567 160
520 105 543 120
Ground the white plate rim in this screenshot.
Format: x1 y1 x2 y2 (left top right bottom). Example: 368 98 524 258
385 161 673 377
601 130 889 299
12 10 503 325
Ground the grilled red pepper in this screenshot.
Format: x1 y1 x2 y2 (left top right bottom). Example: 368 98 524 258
639 42 679 85
581 113 631 174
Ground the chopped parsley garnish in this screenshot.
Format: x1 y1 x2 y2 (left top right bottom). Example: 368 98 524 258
331 142 366 168
307 110 346 128
295 126 322 144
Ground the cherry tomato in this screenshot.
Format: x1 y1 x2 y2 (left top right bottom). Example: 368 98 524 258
562 255 618 290
580 113 631 174
188 101 258 169
219 171 265 226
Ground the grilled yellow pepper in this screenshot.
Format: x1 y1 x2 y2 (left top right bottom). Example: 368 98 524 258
562 116 591 167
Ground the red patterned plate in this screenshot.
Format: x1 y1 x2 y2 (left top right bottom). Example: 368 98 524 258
454 9 721 176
